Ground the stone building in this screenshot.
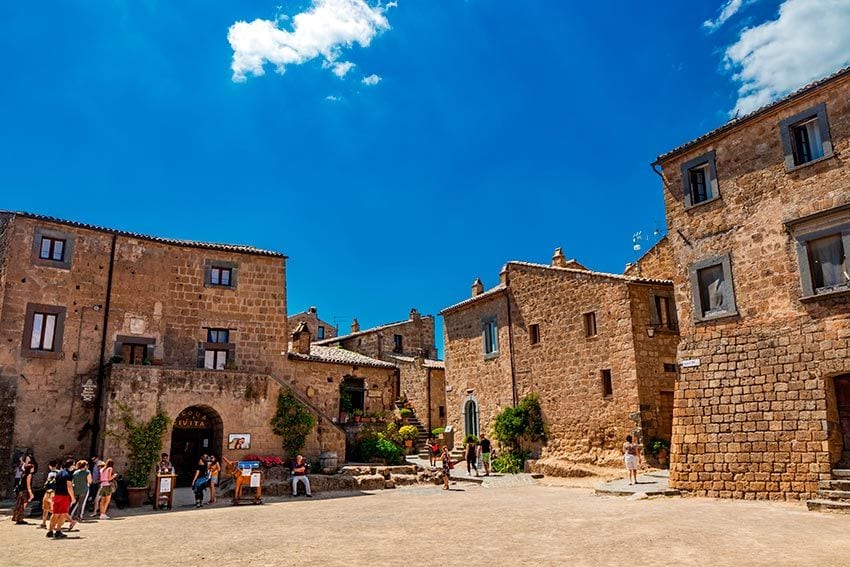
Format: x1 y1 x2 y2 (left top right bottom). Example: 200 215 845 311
314 310 446 431
289 306 338 341
440 247 678 466
0 211 397 490
653 66 850 500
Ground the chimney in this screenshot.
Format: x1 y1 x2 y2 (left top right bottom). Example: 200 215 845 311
499 265 508 285
308 306 317 314
471 278 484 297
290 321 311 355
409 308 420 321
552 247 568 268
414 348 425 369
351 318 360 333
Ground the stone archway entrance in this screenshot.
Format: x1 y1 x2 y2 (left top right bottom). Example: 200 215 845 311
834 375 850 467
463 397 479 439
170 406 223 487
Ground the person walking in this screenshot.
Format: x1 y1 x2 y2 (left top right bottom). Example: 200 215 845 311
465 437 479 477
623 435 641 485
89 455 104 517
207 455 220 504
11 462 35 524
428 437 440 468
478 434 492 477
440 446 452 490
38 460 59 530
98 459 115 519
191 456 209 508
48 459 76 538
290 455 312 497
71 460 91 521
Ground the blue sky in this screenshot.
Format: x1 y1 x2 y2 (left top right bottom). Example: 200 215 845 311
2 0 849 356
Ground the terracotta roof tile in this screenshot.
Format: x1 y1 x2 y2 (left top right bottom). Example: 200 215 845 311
288 345 397 369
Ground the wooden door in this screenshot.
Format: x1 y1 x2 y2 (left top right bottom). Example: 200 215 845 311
835 376 850 467
659 391 674 440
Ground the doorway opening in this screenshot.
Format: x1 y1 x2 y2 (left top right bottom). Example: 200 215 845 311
463 398 479 439
834 375 850 467
170 406 223 487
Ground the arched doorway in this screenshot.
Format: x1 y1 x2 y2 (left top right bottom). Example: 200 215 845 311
170 406 223 487
463 397 479 439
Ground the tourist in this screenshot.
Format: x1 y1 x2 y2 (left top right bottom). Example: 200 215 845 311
428 437 440 468
207 455 221 504
48 459 75 538
191 456 209 508
89 456 104 517
71 460 91 521
465 437 479 477
290 455 312 497
478 434 492 477
98 459 115 519
11 462 35 524
155 452 175 475
623 435 641 485
38 460 59 529
440 446 452 490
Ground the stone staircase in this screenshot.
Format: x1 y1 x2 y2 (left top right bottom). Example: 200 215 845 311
807 469 850 513
394 400 429 454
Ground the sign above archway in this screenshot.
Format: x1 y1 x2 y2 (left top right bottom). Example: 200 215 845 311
174 408 211 429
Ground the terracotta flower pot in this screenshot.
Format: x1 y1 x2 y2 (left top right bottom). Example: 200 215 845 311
404 439 413 448
127 487 148 508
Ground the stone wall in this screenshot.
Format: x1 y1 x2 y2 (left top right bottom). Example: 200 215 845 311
657 73 850 499
289 309 337 341
625 237 674 281
330 313 437 360
397 361 446 431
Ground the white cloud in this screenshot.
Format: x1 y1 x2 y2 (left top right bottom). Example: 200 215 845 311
325 95 342 102
703 0 750 32
724 0 850 115
361 73 381 85
227 0 390 83
328 61 356 78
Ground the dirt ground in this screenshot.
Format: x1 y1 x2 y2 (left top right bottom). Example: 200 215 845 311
3 481 850 566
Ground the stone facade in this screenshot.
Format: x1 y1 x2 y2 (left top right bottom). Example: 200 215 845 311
655 67 850 499
0 212 397 491
441 252 678 465
289 307 338 341
625 237 674 280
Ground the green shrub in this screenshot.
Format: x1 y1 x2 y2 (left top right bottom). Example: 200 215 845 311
431 427 445 436
351 433 403 465
399 425 418 441
492 393 548 451
270 390 316 458
464 434 479 444
376 438 403 465
646 437 670 456
399 408 414 418
492 450 529 474
113 405 170 488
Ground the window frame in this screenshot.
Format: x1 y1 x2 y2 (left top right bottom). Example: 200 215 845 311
482 316 499 358
204 349 229 370
779 102 834 171
681 150 720 210
203 260 238 289
528 323 540 345
689 253 738 322
650 292 678 332
601 369 613 398
393 334 404 353
22 303 67 358
788 212 850 299
207 328 230 343
31 227 74 269
583 311 597 338
317 325 325 340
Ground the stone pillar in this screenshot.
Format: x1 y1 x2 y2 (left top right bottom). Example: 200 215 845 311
471 278 484 297
552 247 568 268
351 318 360 333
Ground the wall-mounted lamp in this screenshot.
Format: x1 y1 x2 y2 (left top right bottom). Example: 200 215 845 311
646 328 656 338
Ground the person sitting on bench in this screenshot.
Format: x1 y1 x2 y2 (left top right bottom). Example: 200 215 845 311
290 455 312 497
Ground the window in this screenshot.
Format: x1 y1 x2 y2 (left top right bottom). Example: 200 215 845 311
663 363 678 373
30 312 58 351
780 103 833 169
210 266 232 286
204 349 228 370
207 328 229 343
439 406 445 418
583 312 597 337
681 151 719 208
32 227 74 269
529 324 540 345
121 343 147 365
39 237 65 262
601 370 613 398
689 254 737 322
22 303 66 358
652 295 677 331
482 317 499 356
393 334 403 353
788 207 850 298
317 325 325 339
204 260 237 289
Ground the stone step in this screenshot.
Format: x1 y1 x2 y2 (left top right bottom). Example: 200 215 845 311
807 499 850 513
831 469 850 479
817 489 850 501
820 479 850 491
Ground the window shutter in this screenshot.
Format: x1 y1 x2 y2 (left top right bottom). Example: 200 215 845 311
196 343 205 369
681 164 693 208
650 296 660 325
818 110 834 156
230 266 238 288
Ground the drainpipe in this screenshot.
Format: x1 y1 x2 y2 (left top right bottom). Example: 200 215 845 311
89 233 117 456
426 368 432 433
504 284 518 406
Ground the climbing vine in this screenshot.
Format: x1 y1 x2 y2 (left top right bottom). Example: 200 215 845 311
270 390 316 458
115 404 170 488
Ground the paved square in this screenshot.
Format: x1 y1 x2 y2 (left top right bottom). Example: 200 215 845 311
3 482 850 566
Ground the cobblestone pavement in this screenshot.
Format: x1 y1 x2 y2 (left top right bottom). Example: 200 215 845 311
3 482 850 566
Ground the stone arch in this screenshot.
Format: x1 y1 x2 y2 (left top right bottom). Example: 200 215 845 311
827 373 850 467
462 393 479 440
169 405 223 486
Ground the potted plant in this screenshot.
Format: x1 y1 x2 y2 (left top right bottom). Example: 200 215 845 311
399 407 413 421
353 409 363 423
339 391 353 423
399 425 418 448
646 438 670 467
114 405 170 507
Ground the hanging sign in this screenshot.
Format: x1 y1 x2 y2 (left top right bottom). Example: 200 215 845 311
680 359 701 368
81 379 97 403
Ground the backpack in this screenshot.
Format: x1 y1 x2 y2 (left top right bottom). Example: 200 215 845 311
44 471 57 492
